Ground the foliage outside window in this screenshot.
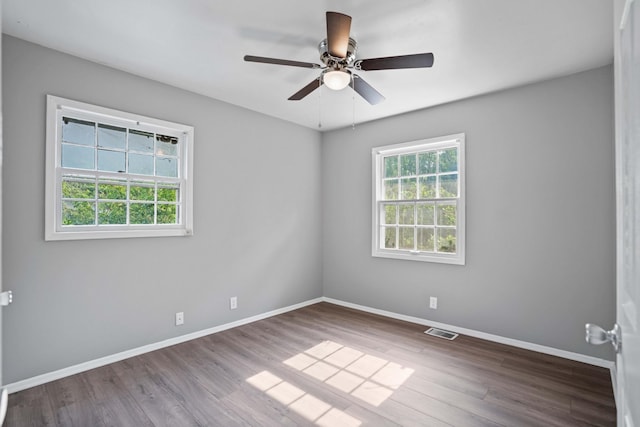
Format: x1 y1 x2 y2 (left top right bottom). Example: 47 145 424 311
45 95 194 240
372 134 465 264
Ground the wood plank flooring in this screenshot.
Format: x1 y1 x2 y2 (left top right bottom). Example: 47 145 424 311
6 302 616 426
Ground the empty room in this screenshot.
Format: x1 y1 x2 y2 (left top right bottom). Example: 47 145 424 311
1 0 638 426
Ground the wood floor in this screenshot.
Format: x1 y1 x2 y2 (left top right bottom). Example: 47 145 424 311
7 302 615 426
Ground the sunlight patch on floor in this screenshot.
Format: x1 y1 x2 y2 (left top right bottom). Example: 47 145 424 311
284 353 316 370
351 381 395 406
266 381 305 405
284 340 415 407
246 340 414 425
246 370 361 426
303 360 340 381
325 370 364 393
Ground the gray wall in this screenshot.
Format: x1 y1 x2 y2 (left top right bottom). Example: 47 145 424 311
2 36 323 383
1 32 616 385
322 65 616 359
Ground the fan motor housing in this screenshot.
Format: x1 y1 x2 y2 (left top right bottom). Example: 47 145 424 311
318 38 357 71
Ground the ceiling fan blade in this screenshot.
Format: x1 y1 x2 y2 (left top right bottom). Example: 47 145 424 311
351 74 385 105
357 53 434 71
288 78 323 100
244 55 321 69
326 12 352 58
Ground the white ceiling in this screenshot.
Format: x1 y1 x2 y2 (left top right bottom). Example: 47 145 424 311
2 0 613 131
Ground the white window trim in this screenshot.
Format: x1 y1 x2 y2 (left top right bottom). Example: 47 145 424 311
45 95 195 241
371 133 465 265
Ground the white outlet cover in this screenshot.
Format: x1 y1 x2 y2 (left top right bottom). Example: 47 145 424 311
429 297 438 309
175 312 184 325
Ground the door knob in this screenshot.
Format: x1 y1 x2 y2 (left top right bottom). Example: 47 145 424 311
0 291 12 307
585 323 621 353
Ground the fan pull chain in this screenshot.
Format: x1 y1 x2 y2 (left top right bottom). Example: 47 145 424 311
317 77 322 129
351 74 356 130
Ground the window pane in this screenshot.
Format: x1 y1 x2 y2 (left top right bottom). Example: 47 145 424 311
98 124 126 150
156 157 178 177
437 204 457 226
130 203 155 224
439 149 458 173
62 178 95 199
399 227 415 250
62 201 95 225
97 149 125 173
417 203 434 225
129 130 154 153
383 204 397 225
400 154 416 176
417 228 435 252
158 185 179 202
383 156 398 178
384 179 399 200
156 138 178 157
62 118 95 146
418 152 437 174
98 202 126 224
157 204 178 224
62 144 95 170
399 204 414 225
419 176 436 199
437 229 456 253
129 153 154 175
439 174 458 197
98 181 127 200
50 98 193 240
400 178 417 200
373 136 463 263
130 183 154 201
383 227 396 249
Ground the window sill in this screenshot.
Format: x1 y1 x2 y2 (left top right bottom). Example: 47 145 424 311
45 227 193 241
372 249 465 265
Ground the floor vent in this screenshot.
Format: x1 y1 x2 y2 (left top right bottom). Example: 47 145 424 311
425 327 458 340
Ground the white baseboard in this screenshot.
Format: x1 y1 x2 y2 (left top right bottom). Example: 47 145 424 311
321 297 615 370
6 296 615 394
5 297 323 394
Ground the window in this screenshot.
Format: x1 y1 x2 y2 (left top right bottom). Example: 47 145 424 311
45 95 194 240
372 134 465 264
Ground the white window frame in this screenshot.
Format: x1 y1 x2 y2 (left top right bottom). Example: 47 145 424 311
372 133 465 265
45 95 194 241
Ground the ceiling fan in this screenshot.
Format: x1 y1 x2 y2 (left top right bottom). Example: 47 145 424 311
244 11 434 105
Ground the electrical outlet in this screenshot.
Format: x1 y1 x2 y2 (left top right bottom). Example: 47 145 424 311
230 296 238 310
175 312 184 326
429 297 438 309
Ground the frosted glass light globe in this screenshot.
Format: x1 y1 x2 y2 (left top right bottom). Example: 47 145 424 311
323 70 350 90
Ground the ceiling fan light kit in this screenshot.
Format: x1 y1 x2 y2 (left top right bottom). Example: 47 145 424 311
244 11 434 105
323 70 351 90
